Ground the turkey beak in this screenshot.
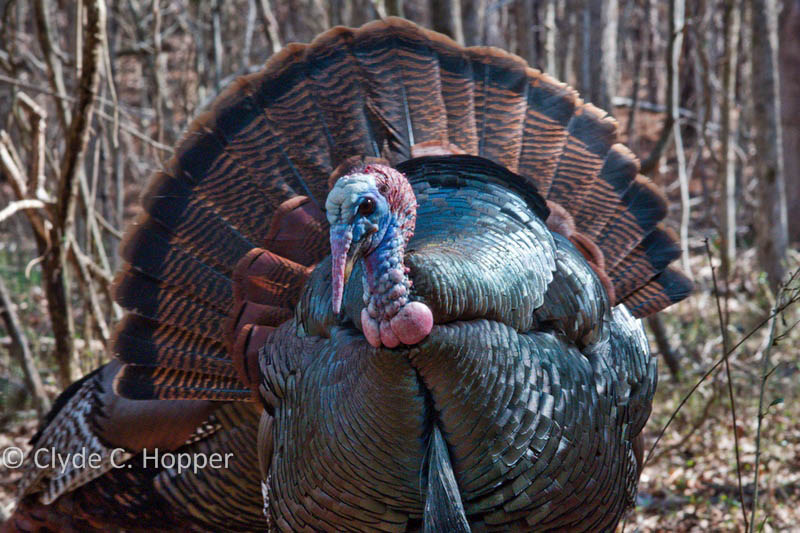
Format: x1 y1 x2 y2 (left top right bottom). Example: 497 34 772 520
330 225 357 314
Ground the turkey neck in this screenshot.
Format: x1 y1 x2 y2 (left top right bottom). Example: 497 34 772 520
362 215 412 321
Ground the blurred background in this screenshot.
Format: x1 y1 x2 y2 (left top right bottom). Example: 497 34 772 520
0 1 798 530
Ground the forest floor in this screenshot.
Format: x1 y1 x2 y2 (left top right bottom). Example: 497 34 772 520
624 249 800 532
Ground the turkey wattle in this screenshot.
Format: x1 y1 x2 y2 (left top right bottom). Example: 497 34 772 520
5 18 691 533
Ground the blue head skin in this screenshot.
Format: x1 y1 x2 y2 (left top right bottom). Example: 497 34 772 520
326 165 433 348
326 171 391 313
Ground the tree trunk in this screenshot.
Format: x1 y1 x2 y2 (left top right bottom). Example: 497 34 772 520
0 277 50 416
645 0 660 105
720 0 740 280
751 0 789 291
482 2 504 47
257 0 282 55
461 0 486 47
586 0 618 111
575 0 590 95
557 0 575 83
513 0 537 66
779 0 800 244
646 315 681 380
386 0 405 17
542 0 557 74
430 0 464 44
640 0 683 175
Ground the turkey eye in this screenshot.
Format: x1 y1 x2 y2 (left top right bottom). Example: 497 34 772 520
358 198 376 216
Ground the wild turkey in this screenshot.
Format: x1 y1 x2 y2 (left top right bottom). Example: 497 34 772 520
4 18 691 533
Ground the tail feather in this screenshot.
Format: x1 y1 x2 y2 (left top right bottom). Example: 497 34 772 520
571 144 639 239
594 175 668 270
114 365 251 401
113 270 227 343
305 28 378 166
140 171 256 271
113 316 234 378
118 216 232 308
428 33 479 155
516 74 577 195
609 227 681 300
470 48 529 171
383 19 449 147
198 86 306 209
621 268 693 318
547 103 618 212
252 48 335 208
353 22 415 160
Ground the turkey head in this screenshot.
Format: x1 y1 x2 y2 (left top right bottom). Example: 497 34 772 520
326 162 433 348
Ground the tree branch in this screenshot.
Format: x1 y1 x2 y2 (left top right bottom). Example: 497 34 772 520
56 0 106 233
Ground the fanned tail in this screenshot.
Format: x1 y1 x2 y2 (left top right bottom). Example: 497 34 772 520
114 17 690 403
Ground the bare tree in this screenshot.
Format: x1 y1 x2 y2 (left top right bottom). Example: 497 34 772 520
751 0 789 291
720 0 741 280
513 0 536 66
779 0 800 244
586 0 618 111
431 0 464 44
541 0 557 74
386 0 405 17
640 0 682 174
461 0 486 46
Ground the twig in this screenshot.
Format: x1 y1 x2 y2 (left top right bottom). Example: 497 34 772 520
95 108 173 152
0 74 173 153
211 0 223 92
0 73 153 119
33 0 71 130
705 239 748 530
151 0 167 145
67 236 110 343
242 0 256 67
0 132 29 197
102 5 121 150
0 132 49 243
750 270 800 532
56 0 105 232
644 270 800 467
94 209 124 239
256 0 282 55
675 118 690 276
0 199 47 223
15 92 47 199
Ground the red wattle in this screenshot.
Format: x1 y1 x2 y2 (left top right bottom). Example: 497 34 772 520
361 308 381 348
390 301 433 345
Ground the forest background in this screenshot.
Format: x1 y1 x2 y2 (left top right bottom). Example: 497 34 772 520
0 1 799 531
